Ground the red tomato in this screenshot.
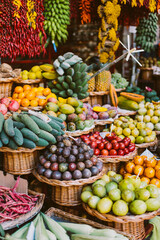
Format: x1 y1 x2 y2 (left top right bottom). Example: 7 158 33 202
125 137 131 144
102 139 106 143
93 134 98 138
96 140 101 144
101 149 109 156
97 136 102 141
98 143 104 150
109 149 117 155
115 137 123 142
94 148 100 155
111 139 117 144
119 142 125 150
106 133 116 141
90 142 97 149
85 140 91 145
124 148 129 155
118 149 124 156
94 131 99 135
113 142 120 150
128 144 135 152
89 136 95 141
123 139 130 147
105 142 112 150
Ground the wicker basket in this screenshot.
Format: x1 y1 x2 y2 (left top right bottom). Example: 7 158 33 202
19 106 43 111
94 119 114 126
83 203 160 240
33 167 106 206
64 125 95 137
0 78 14 98
46 207 135 240
1 147 45 175
15 78 46 88
1 190 45 230
88 91 109 106
136 138 158 148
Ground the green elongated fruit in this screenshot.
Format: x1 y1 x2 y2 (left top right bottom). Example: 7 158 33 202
35 215 48 240
52 88 59 94
47 115 63 123
73 63 80 72
21 128 39 142
46 230 56 240
71 234 116 240
61 62 70 69
51 129 61 136
67 89 73 96
1 129 9 145
22 138 36 149
59 222 93 235
13 128 23 146
81 78 89 87
79 63 88 72
36 138 49 147
20 114 40 135
38 130 56 144
5 233 26 240
12 223 30 238
53 120 65 129
30 116 52 132
0 113 4 133
48 120 61 131
59 90 68 98
70 82 76 89
66 75 72 84
13 121 25 129
4 118 15 137
48 81 54 89
7 139 18 150
73 72 81 81
66 68 74 76
78 92 89 99
57 76 65 83
56 83 64 91
62 82 69 89
12 112 21 122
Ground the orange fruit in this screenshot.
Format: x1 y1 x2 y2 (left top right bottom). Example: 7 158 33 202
155 169 160 180
43 88 51 96
26 92 35 100
134 165 144 176
157 161 160 166
23 85 31 91
38 87 44 92
15 99 21 105
18 92 26 99
36 91 43 97
21 98 30 107
155 165 160 171
32 87 38 92
124 173 132 179
12 93 19 99
38 99 46 106
134 156 144 166
125 162 135 174
150 178 160 188
144 167 155 179
30 99 38 107
141 177 150 184
14 86 23 93
119 167 126 176
144 157 157 168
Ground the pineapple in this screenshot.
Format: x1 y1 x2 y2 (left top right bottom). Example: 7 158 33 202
95 70 111 92
88 73 95 92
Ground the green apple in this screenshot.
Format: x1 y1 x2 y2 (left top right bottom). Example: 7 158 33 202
114 127 123 136
154 110 160 117
88 196 100 209
135 136 144 144
139 129 147 137
128 135 135 143
155 123 160 131
144 136 152 143
136 115 144 122
121 123 129 129
129 123 135 130
139 103 145 108
145 128 152 136
114 119 122 127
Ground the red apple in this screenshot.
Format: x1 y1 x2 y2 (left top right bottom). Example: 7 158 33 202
109 149 117 155
101 149 109 156
94 148 100 155
128 144 135 152
90 142 97 149
47 98 57 103
8 100 20 112
119 142 125 150
0 98 11 107
111 139 117 144
115 137 123 142
105 142 112 151
124 148 129 155
118 149 124 156
50 163 58 171
89 136 95 141
113 142 120 150
98 143 104 150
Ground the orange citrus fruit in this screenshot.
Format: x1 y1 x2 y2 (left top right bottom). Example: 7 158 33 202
31 87 38 92
157 161 160 166
144 158 157 168
134 156 144 166
18 92 26 99
30 99 38 107
21 98 30 107
23 85 31 91
125 162 135 174
119 167 126 176
38 87 44 92
14 86 23 93
26 92 36 100
36 91 43 97
144 167 155 179
12 93 19 99
155 165 160 171
38 99 46 106
155 169 160 180
141 177 150 184
150 178 160 188
134 165 144 176
43 88 51 96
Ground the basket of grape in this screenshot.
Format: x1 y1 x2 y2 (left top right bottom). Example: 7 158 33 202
33 136 105 206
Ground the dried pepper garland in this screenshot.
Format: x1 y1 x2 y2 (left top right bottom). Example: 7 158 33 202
79 0 93 24
26 0 37 29
13 0 22 18
120 0 157 12
97 0 121 63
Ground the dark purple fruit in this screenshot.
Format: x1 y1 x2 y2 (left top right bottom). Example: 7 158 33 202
84 152 90 160
50 163 59 171
57 142 64 148
78 147 84 154
52 171 62 180
81 144 89 152
46 153 52 160
57 148 63 155
50 154 57 163
71 148 78 156
39 155 44 161
37 166 45 175
82 169 92 178
88 149 94 157
75 138 82 146
63 139 72 147
58 155 66 163
44 150 50 158
68 154 76 163
90 156 98 165
62 171 72 180
73 170 82 180
44 161 51 169
96 161 103 172
84 160 93 168
90 166 99 176
59 163 68 173
50 145 57 154
68 163 76 172
72 145 78 149
63 148 70 158
39 157 47 165
77 162 85 171
57 136 63 142
77 154 84 162
44 169 52 178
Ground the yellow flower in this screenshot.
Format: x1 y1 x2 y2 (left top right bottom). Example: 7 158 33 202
139 0 144 6
121 0 127 4
104 1 115 16
102 18 107 31
113 38 119 51
97 42 102 54
131 0 137 7
106 15 117 25
149 0 156 12
113 0 118 5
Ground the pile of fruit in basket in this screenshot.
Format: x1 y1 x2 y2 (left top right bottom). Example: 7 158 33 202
43 97 94 131
120 155 160 187
139 56 159 68
81 132 135 156
118 92 144 111
111 73 129 89
125 86 159 102
12 85 54 107
37 136 103 180
0 98 19 115
0 112 65 149
135 101 160 131
111 116 156 144
81 171 160 215
0 63 21 78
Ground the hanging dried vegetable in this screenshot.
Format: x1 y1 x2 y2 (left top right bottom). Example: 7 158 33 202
13 0 22 18
26 0 37 29
120 0 157 12
97 0 121 63
79 0 93 24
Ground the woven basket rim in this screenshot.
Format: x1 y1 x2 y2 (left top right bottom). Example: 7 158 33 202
135 138 158 148
64 125 95 137
118 111 137 116
0 146 45 153
115 88 126 92
45 207 135 240
1 190 45 230
32 166 106 187
89 91 109 96
19 106 43 111
83 203 160 223
0 78 15 83
15 78 45 84
98 148 137 163
94 119 114 125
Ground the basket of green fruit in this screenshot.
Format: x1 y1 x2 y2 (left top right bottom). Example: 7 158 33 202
33 136 105 206
81 172 160 240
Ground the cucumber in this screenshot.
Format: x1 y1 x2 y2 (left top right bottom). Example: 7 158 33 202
55 83 64 91
50 129 61 137
73 63 80 72
48 120 61 131
47 115 63 123
22 138 36 149
0 113 4 133
20 114 40 135
67 89 73 96
4 118 15 137
1 129 9 145
36 138 49 147
7 139 18 150
38 130 56 144
13 128 23 146
30 116 52 132
21 128 39 142
0 140 3 148
13 121 25 129
12 112 21 122
62 82 69 89
73 71 81 81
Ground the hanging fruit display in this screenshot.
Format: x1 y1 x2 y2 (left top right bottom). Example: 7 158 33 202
97 0 121 63
79 0 93 24
135 13 158 53
120 0 157 12
43 0 70 46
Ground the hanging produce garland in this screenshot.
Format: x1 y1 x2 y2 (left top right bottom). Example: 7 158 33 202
79 0 93 24
120 0 157 12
